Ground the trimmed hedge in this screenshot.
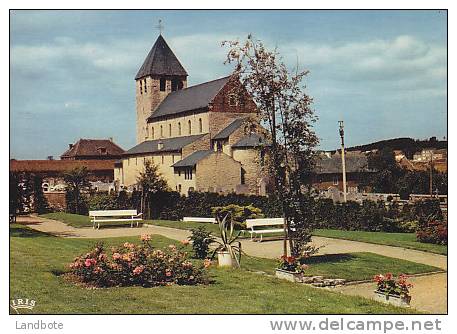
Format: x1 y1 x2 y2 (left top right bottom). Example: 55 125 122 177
84 191 443 234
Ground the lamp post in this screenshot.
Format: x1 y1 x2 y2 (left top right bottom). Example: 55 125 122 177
339 121 347 202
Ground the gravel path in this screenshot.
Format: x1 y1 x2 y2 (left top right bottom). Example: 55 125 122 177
16 215 447 313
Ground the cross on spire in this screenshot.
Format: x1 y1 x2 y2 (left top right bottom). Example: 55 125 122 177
156 19 164 35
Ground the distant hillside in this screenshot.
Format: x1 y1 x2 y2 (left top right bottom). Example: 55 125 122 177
330 137 447 159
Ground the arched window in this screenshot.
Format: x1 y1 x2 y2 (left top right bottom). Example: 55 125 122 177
188 120 192 135
144 78 147 93
160 125 163 137
139 80 143 94
178 122 181 135
199 118 203 133
169 124 172 137
145 126 149 139
151 126 155 139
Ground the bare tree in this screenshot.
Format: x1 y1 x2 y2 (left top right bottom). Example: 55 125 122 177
223 35 319 257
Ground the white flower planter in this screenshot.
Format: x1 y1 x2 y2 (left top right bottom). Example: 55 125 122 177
217 251 233 267
275 268 303 282
374 291 411 307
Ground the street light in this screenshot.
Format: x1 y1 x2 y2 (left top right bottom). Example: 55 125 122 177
339 121 347 202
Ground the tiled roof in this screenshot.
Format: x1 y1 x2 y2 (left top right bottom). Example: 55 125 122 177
213 117 248 140
10 159 116 173
171 150 213 167
148 76 230 120
123 134 207 156
60 139 124 159
232 133 269 148
314 153 376 174
135 35 188 80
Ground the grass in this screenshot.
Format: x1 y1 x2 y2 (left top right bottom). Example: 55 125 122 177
40 213 447 254
10 224 428 314
242 253 441 280
314 229 447 255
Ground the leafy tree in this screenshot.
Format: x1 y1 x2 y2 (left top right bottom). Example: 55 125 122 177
10 172 22 217
367 148 405 193
224 35 319 257
136 160 169 219
31 175 49 214
63 167 91 214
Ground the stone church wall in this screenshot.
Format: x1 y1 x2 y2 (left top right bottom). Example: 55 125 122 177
232 147 263 195
195 153 241 193
136 75 187 143
147 111 209 140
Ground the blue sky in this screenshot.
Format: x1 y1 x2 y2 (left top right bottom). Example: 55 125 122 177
10 10 447 159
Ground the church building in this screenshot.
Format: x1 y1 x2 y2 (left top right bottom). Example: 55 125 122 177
114 34 269 196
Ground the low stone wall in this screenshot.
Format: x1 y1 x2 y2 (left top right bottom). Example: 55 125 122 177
44 192 66 211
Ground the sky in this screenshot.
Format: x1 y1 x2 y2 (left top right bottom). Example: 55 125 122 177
10 10 447 159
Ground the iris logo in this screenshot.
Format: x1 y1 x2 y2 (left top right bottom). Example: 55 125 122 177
10 298 36 314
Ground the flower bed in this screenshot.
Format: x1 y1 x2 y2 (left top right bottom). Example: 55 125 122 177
275 255 309 282
373 273 412 306
68 235 210 288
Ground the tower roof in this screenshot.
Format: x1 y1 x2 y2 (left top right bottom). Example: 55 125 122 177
135 35 188 80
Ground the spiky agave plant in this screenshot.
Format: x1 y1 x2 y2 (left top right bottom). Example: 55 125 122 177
211 213 243 268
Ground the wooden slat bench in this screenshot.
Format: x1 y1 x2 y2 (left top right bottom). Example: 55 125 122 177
245 218 285 241
89 210 143 229
182 217 216 224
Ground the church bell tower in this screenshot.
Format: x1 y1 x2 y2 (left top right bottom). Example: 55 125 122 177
135 34 188 143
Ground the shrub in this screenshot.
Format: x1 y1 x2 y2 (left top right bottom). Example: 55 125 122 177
87 192 119 211
416 220 447 245
188 226 215 259
396 220 418 233
68 236 209 288
211 204 263 229
411 199 443 221
314 198 336 228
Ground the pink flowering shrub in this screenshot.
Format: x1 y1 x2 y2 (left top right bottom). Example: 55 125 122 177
68 236 209 288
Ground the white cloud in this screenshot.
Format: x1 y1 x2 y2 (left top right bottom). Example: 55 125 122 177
283 35 446 83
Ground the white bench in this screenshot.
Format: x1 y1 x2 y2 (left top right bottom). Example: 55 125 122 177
182 217 216 224
245 218 285 241
89 210 143 229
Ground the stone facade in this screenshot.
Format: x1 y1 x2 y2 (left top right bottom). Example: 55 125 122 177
232 147 264 195
195 152 242 193
119 34 270 196
136 76 188 143
147 111 209 140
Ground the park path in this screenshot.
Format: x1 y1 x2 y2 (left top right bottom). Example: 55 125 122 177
16 215 447 313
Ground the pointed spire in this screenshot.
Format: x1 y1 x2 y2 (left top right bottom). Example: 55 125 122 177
135 35 188 80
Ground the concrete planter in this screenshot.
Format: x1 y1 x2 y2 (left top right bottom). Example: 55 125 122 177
217 251 233 267
374 291 411 307
275 268 303 282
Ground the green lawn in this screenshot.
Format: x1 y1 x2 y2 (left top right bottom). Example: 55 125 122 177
40 213 447 255
242 252 441 280
314 229 447 255
10 224 428 314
